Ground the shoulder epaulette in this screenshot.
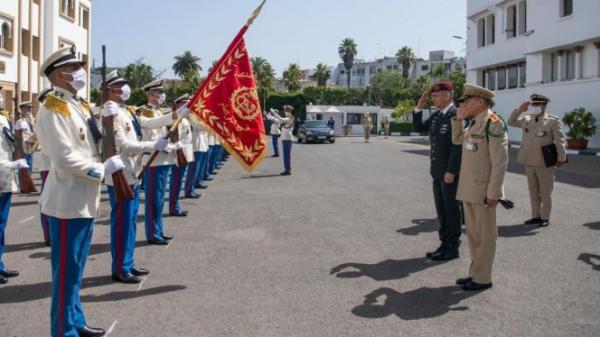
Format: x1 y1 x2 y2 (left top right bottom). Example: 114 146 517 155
547 114 560 120
126 105 137 115
138 107 155 118
43 93 70 118
79 98 92 117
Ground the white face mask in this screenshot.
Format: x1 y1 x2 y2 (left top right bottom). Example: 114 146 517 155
63 68 87 91
158 93 166 105
120 85 131 101
528 106 543 115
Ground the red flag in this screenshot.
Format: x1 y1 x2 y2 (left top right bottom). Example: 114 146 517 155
188 25 266 172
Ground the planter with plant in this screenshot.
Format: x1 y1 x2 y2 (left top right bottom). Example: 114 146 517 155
562 107 597 150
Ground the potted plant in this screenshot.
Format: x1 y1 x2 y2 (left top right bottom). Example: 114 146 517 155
562 107 597 150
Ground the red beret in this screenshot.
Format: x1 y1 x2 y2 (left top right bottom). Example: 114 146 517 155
430 81 454 92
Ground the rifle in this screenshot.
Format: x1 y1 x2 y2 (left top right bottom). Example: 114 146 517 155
137 116 184 180
169 111 188 167
100 45 134 202
13 101 37 193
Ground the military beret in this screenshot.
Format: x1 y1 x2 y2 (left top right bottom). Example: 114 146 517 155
283 105 294 111
174 93 190 105
142 79 164 92
530 93 550 105
40 46 86 77
430 81 454 93
457 84 495 107
103 70 128 87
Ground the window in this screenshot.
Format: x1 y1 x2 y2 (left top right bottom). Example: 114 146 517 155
369 65 376 74
550 52 559 82
519 63 526 87
0 61 5 74
508 64 518 88
21 29 31 57
506 5 517 38
346 113 361 125
497 66 507 90
60 0 76 20
421 64 429 71
481 70 488 88
507 1 527 38
560 0 573 17
564 50 575 80
0 18 14 53
488 69 496 90
32 35 40 61
80 6 89 30
518 1 527 35
486 15 496 45
477 17 486 47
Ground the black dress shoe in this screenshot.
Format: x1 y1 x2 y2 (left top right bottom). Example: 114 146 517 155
0 269 19 278
455 277 473 285
197 185 208 189
44 240 51 247
112 272 141 284
162 235 174 241
147 239 169 245
169 211 188 217
131 267 149 276
525 217 542 225
538 219 549 227
185 194 201 199
462 280 493 291
77 325 106 337
204 177 214 181
431 250 459 261
280 171 291 176
271 154 279 157
426 247 443 258
0 275 7 284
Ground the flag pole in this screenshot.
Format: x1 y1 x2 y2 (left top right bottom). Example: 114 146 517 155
137 0 268 180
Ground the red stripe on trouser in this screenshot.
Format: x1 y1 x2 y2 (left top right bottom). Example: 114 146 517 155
58 219 67 337
149 167 155 239
116 201 123 273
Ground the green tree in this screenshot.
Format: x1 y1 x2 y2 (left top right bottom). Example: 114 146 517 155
449 67 466 102
312 63 331 87
395 46 416 79
370 70 406 107
430 64 447 81
282 63 303 92
251 57 275 106
338 38 358 88
172 51 202 79
393 99 416 120
123 58 154 89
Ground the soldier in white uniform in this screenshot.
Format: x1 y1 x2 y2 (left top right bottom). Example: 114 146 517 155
0 106 29 285
265 110 281 157
268 105 295 175
14 101 36 174
37 46 122 337
101 71 180 283
168 94 194 216
138 79 182 245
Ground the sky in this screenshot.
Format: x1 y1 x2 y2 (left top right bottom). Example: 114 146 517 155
92 0 467 79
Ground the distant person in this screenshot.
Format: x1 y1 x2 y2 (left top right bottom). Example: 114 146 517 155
361 113 372 143
265 110 281 157
381 116 391 139
508 94 566 228
268 105 295 175
327 117 335 130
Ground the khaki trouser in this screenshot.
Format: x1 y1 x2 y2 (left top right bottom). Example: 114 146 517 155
363 126 370 140
525 165 555 220
463 202 497 284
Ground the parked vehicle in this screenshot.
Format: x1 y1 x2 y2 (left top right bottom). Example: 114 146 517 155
297 120 336 143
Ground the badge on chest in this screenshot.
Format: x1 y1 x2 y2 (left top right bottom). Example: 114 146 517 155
537 130 546 137
465 142 477 152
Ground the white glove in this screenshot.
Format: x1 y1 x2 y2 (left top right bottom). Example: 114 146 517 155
154 138 169 151
176 106 190 118
10 159 29 170
103 155 126 175
14 119 29 131
166 141 184 152
102 101 120 117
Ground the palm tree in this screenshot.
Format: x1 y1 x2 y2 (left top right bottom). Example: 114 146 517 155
338 38 358 88
395 46 415 79
251 57 275 106
173 51 202 79
312 63 331 87
282 63 303 92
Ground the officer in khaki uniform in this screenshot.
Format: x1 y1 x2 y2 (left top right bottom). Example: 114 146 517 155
361 113 372 143
451 84 508 291
508 94 566 227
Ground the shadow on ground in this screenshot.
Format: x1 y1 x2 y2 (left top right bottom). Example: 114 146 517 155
0 275 113 304
352 286 478 320
81 285 187 302
330 257 448 281
397 219 438 236
578 253 600 272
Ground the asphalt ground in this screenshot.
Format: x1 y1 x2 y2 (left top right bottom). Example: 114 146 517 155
0 137 599 337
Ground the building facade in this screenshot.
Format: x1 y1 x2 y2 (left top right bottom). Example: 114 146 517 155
332 50 466 89
466 0 600 146
0 0 91 117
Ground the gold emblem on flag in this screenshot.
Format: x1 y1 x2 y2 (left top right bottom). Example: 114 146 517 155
231 86 260 121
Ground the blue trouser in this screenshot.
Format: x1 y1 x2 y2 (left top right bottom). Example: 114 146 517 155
282 140 292 172
144 165 169 241
49 216 94 337
169 164 187 214
186 151 206 195
206 146 215 175
108 184 140 274
271 135 280 156
40 171 50 242
25 153 33 175
196 151 209 186
0 192 12 272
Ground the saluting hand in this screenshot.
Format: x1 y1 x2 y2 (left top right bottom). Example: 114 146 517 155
456 104 466 121
416 91 430 109
516 101 530 113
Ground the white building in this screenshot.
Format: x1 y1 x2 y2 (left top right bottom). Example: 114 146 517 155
466 0 600 146
0 0 91 117
332 51 466 89
306 104 384 136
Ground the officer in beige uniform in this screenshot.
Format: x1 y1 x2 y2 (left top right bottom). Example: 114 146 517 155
451 84 508 291
38 46 121 337
361 113 372 143
508 94 567 227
